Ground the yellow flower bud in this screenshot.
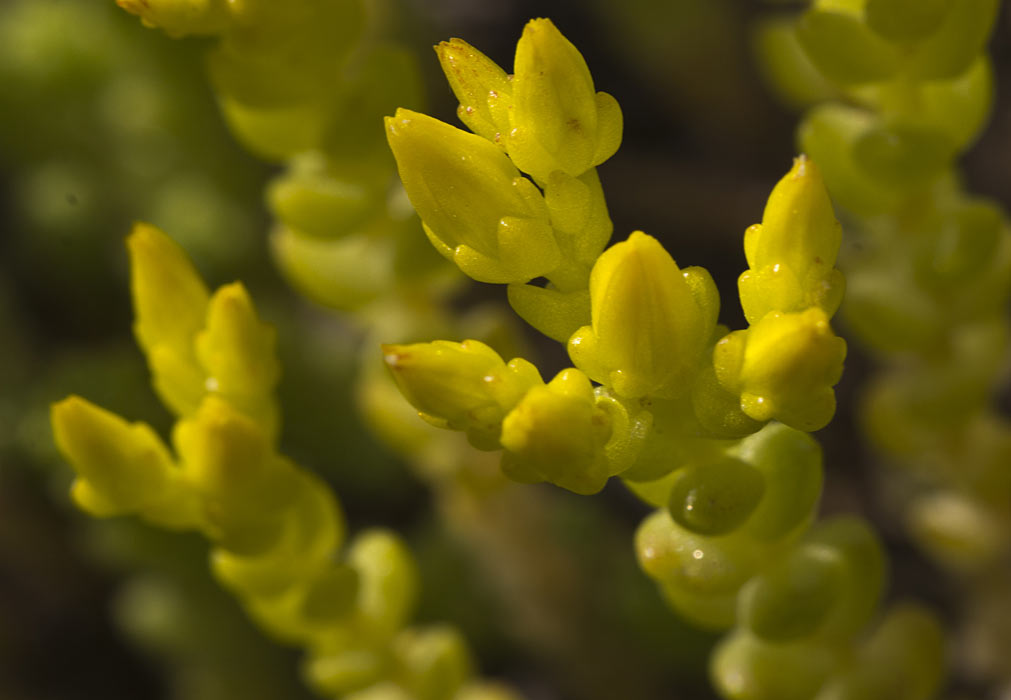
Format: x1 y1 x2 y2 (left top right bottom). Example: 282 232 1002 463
385 109 561 284
499 368 613 494
116 0 230 37
739 156 844 323
173 397 296 552
507 18 622 182
195 282 280 438
50 396 195 528
715 308 847 431
569 232 720 399
173 396 277 499
382 340 542 449
435 38 512 145
127 222 210 417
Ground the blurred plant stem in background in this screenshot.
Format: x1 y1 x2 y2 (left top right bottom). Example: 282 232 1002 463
2 0 1010 699
757 2 1011 693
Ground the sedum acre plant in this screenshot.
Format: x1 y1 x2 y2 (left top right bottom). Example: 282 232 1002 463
759 0 1011 690
23 0 1005 699
383 19 940 700
53 222 517 700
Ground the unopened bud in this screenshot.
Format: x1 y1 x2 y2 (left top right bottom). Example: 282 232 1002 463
500 368 613 494
715 308 846 431
382 340 541 449
386 109 560 283
569 232 719 399
739 156 844 323
507 18 622 182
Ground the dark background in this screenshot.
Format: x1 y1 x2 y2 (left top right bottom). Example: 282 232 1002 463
1 1 1009 698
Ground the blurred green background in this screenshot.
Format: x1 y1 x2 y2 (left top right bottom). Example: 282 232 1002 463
1 1 1009 698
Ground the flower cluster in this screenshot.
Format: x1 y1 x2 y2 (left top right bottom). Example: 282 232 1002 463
41 2 988 698
383 17 940 700
52 224 517 700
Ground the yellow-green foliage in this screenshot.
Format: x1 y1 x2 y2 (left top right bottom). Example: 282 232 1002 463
762 0 1011 592
388 95 849 488
756 0 1011 690
39 1 1011 699
52 223 517 700
383 17 941 700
